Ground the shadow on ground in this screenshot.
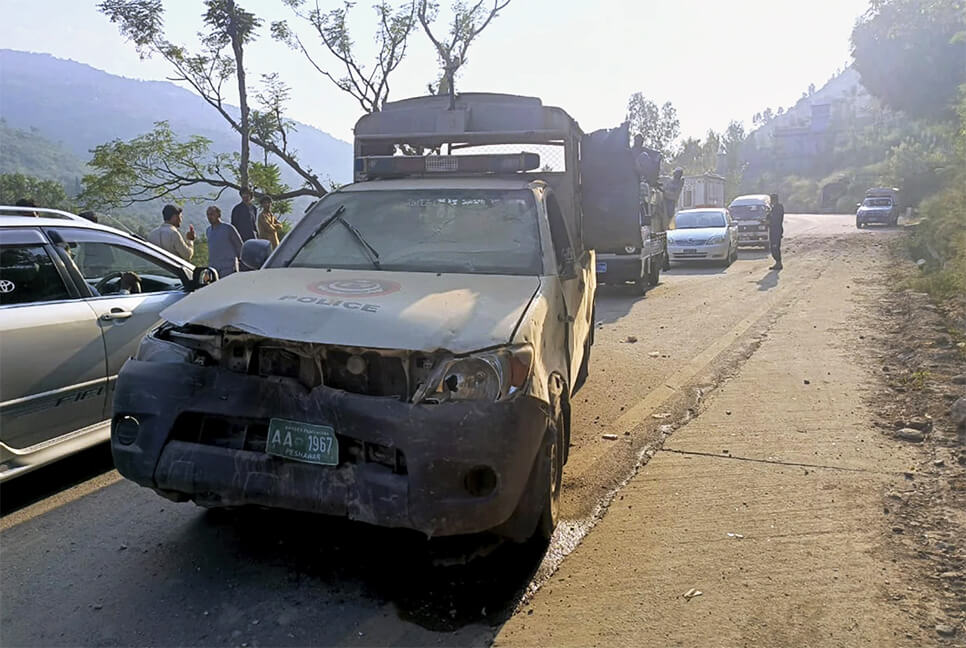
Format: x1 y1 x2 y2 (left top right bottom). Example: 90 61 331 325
0 443 114 516
755 269 781 291
738 248 771 260
593 281 656 324
185 508 546 634
665 263 727 276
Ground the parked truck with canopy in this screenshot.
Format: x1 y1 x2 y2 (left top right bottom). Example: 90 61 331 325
110 93 644 542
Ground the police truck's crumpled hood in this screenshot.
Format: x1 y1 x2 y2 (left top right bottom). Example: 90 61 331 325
161 268 540 353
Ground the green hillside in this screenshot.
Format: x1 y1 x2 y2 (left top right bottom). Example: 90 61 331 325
0 120 87 192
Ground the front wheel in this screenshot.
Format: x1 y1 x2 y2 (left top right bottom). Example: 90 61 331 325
534 382 566 542
647 255 662 286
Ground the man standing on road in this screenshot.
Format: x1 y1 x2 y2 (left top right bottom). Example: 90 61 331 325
147 204 195 262
769 193 785 271
231 187 258 242
205 205 243 277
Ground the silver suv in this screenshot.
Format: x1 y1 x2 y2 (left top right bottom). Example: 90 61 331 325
0 206 208 481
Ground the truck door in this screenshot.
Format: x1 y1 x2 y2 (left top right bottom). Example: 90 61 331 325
580 123 642 251
545 193 591 385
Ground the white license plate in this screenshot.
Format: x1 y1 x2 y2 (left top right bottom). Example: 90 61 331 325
683 249 698 254
266 418 339 466
596 262 607 273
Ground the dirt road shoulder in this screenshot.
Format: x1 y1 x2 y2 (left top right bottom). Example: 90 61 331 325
495 237 935 647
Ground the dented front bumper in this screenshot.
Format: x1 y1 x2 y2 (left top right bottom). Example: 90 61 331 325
111 360 549 537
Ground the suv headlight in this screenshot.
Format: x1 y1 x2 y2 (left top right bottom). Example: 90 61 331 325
413 345 533 403
705 234 725 244
135 329 194 363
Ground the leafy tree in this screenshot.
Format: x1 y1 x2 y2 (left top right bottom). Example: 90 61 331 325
272 1 417 114
626 93 680 159
1 173 74 210
97 0 326 202
670 137 703 173
418 1 512 100
81 122 296 214
82 122 237 209
722 120 748 195
851 0 966 118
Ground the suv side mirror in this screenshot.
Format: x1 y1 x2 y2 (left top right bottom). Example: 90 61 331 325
189 266 218 290
241 239 272 271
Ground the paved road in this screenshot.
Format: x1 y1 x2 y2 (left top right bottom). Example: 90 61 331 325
0 214 898 647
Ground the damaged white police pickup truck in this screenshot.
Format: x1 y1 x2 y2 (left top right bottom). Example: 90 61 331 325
111 93 640 542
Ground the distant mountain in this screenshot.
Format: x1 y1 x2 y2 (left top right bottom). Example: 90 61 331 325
0 49 353 191
0 120 88 190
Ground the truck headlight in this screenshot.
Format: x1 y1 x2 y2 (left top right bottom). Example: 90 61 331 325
135 330 194 363
413 345 533 403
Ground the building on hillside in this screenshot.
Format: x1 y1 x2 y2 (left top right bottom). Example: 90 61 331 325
771 103 837 174
676 173 726 212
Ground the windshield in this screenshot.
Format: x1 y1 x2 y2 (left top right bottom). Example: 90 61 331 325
284 189 542 275
729 203 767 220
864 198 893 207
673 210 727 229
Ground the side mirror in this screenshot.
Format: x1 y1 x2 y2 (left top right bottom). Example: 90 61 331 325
241 239 272 271
190 266 218 290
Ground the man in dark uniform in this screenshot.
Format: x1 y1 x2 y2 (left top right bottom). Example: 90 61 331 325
230 187 258 241
769 193 785 270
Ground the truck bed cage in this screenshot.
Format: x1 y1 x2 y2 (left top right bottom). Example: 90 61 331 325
353 93 582 153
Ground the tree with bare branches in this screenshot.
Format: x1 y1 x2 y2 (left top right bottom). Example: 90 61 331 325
417 0 511 104
272 1 417 114
93 0 326 209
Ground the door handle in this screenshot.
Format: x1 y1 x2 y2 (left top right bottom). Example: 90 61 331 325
101 308 132 322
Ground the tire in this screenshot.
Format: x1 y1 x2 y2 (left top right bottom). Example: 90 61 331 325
535 379 566 542
647 255 662 286
632 260 648 295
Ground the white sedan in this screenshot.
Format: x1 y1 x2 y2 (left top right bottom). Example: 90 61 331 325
667 208 739 267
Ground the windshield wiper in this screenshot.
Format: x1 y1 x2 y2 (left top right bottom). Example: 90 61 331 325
309 204 346 240
339 218 381 269
305 204 381 269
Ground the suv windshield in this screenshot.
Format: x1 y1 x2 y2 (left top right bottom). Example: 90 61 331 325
673 210 727 229
283 189 542 275
729 204 766 220
864 198 893 207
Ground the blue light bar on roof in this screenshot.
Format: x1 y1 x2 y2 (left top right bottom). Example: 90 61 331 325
355 152 541 178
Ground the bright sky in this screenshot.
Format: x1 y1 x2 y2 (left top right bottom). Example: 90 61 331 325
4 0 871 145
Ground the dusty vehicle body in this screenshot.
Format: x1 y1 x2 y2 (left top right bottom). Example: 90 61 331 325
589 125 667 292
729 194 772 248
856 187 900 228
111 93 631 541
